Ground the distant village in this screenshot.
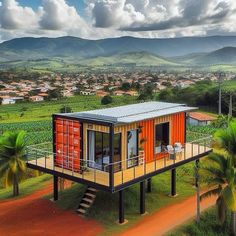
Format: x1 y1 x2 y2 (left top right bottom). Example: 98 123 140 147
0 71 235 105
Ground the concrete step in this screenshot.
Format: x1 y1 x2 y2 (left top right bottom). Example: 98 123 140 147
88 187 97 192
77 208 86 214
85 192 96 198
83 197 93 203
80 203 90 208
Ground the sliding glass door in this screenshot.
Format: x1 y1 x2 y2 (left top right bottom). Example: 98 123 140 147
88 130 121 171
155 122 169 153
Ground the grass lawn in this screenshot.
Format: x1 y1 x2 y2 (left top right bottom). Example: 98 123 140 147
55 163 197 235
168 207 231 236
0 174 52 200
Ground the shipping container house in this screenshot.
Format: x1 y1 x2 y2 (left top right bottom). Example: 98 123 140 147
27 101 212 223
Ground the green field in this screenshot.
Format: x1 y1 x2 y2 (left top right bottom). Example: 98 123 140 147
0 174 51 200
168 207 231 236
0 95 138 144
0 95 137 123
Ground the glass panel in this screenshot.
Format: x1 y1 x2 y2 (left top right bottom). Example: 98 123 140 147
88 131 95 168
155 122 169 153
87 131 111 171
102 133 110 169
95 132 103 170
127 130 138 168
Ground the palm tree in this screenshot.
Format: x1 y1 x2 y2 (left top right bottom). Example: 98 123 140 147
0 131 27 196
214 122 236 165
200 153 236 234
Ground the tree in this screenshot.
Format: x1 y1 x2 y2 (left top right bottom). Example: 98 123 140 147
0 131 27 196
101 95 112 105
211 115 231 129
214 122 236 165
200 153 236 234
120 82 131 91
47 88 63 100
59 105 73 113
138 83 154 101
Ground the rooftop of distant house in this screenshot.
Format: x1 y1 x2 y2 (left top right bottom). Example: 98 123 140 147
188 112 216 121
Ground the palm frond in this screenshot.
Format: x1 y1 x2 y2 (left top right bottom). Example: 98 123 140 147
222 186 236 211
200 186 222 201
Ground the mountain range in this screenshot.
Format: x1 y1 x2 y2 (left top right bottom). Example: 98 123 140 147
1 36 236 70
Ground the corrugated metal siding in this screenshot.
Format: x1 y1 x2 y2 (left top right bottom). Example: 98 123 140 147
55 118 81 171
171 112 185 144
139 119 155 163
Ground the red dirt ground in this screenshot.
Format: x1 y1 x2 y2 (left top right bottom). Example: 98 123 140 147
0 181 103 236
0 181 217 236
120 194 217 236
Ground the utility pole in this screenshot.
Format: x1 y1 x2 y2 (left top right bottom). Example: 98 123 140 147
218 72 223 115
229 92 233 118
195 159 200 223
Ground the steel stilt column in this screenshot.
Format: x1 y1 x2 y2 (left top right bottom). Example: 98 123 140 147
53 175 58 201
147 178 152 193
119 190 125 224
140 181 145 214
171 168 176 196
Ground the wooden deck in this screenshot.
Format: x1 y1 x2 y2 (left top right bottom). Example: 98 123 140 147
28 143 211 188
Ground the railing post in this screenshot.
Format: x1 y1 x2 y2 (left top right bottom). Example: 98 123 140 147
191 142 194 157
184 145 186 160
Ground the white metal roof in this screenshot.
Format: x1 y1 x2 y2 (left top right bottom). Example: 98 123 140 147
59 101 197 124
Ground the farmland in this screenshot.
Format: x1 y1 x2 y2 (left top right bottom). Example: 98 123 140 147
0 95 216 145
0 95 137 145
0 95 137 123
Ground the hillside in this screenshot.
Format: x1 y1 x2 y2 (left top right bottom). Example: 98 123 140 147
194 47 236 65
1 36 236 62
176 47 236 66
80 51 179 67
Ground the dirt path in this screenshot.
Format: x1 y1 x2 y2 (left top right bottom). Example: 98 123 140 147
0 181 103 236
120 194 217 236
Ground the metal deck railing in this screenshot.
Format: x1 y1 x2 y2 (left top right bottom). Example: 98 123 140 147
26 136 212 189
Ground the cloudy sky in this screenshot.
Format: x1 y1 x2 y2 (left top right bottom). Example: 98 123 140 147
0 0 236 42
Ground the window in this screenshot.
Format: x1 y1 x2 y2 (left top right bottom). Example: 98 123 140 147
88 130 121 172
155 122 169 153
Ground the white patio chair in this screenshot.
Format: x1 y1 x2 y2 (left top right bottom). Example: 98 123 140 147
167 145 175 155
174 142 182 153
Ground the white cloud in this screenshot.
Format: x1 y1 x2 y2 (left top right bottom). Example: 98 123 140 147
39 0 86 31
0 0 236 42
0 0 38 29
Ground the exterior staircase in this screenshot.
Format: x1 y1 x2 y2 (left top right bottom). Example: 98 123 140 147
77 186 97 215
